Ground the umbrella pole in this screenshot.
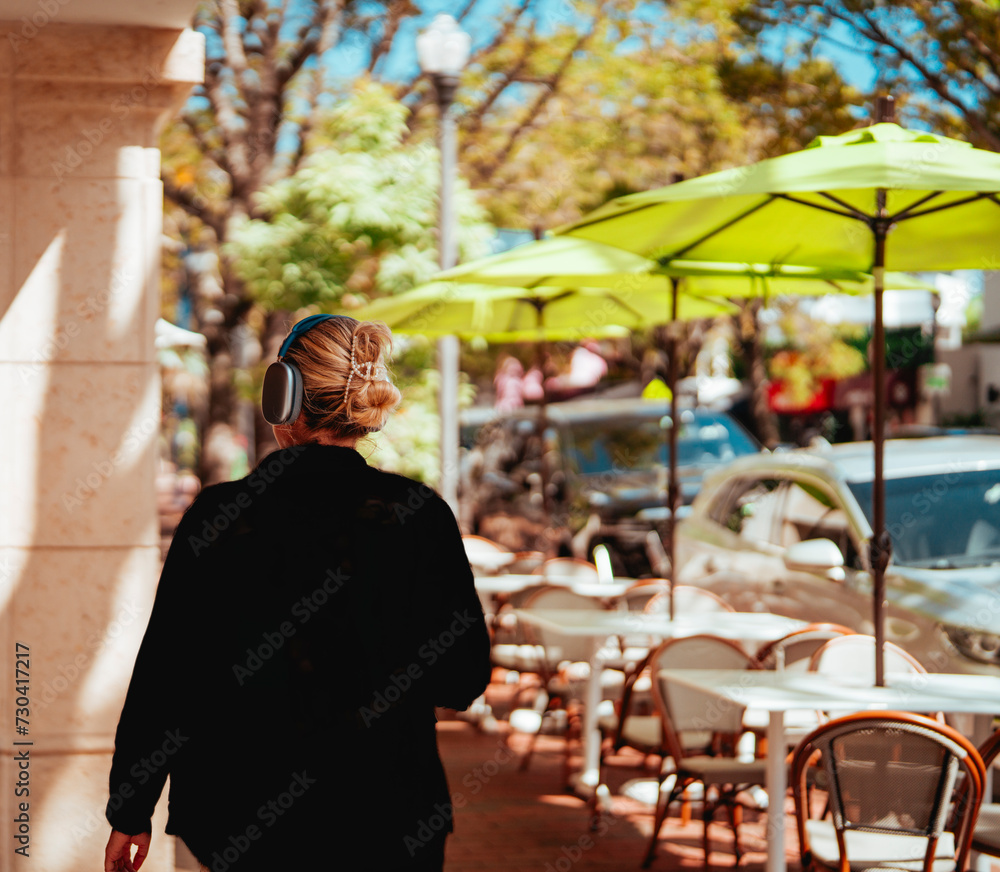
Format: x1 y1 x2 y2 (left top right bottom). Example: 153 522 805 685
532 300 555 554
537 337 552 523
872 226 889 687
667 278 680 621
872 95 894 688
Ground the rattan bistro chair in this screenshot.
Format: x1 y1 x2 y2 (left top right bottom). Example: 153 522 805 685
461 534 513 572
790 711 985 872
752 623 856 672
808 635 938 724
642 634 767 868
743 624 857 754
591 633 724 827
644 585 736 616
970 726 1000 859
507 586 621 778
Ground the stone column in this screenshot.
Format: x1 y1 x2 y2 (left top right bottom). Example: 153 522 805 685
0 22 202 872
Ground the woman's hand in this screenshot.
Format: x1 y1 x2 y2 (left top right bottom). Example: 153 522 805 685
104 829 150 872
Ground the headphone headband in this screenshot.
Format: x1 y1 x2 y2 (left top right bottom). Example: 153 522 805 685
278 313 350 359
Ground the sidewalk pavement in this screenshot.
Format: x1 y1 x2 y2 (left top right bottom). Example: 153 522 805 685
437 679 791 872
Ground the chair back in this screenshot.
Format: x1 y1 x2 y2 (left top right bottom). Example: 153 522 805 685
649 634 755 763
978 726 1000 768
791 711 985 872
519 585 606 674
620 579 671 613
753 623 855 671
534 557 600 581
506 550 545 574
462 535 513 575
615 580 670 652
808 634 929 721
644 585 735 616
971 726 1000 858
462 534 508 556
809 634 926 677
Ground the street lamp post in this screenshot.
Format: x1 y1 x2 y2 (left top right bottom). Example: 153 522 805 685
417 14 470 515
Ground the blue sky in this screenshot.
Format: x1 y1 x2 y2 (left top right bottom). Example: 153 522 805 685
761 18 880 92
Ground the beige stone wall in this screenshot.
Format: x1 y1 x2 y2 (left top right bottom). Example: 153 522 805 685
0 22 202 872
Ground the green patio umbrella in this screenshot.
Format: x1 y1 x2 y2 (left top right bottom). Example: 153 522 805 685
436 235 932 298
351 274 734 565
557 107 1000 683
351 277 731 340
431 234 932 619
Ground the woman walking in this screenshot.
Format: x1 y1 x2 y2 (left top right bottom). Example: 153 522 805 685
104 315 492 871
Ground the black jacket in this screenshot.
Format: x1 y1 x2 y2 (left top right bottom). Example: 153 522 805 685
106 445 492 870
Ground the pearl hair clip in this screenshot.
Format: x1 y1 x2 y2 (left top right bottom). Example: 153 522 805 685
345 334 387 392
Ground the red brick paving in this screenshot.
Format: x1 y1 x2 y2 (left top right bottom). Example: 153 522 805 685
437 705 1000 872
436 682 795 872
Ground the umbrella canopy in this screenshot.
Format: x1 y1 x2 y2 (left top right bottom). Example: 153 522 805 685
437 235 930 298
557 116 1000 683
351 278 732 340
559 123 1000 270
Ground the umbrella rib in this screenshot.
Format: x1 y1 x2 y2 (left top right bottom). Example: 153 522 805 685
815 192 872 220
660 196 777 259
604 293 647 324
888 191 944 221
894 191 999 222
775 193 869 222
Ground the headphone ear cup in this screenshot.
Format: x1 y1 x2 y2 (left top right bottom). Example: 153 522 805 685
262 361 304 425
286 361 304 423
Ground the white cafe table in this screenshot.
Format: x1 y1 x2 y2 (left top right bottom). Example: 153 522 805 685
658 668 1000 872
475 575 633 599
511 609 807 799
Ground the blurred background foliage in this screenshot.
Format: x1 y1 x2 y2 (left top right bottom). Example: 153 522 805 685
225 81 493 311
157 0 989 483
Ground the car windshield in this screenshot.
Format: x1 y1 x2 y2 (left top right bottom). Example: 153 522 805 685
567 413 758 477
847 469 1000 568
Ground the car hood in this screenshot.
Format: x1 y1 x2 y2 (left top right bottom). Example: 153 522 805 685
890 563 1000 632
579 466 709 511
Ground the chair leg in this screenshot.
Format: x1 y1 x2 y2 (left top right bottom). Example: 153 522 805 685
562 702 582 788
702 801 712 865
679 795 691 826
726 796 743 863
642 777 685 869
516 688 552 772
518 728 541 772
589 736 609 830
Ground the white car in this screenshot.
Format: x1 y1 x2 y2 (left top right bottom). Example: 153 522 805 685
675 435 1000 675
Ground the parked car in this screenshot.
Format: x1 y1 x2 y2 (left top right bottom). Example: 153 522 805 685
459 396 760 575
676 435 1000 675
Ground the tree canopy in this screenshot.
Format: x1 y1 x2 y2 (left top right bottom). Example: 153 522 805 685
226 81 492 312
736 0 1000 147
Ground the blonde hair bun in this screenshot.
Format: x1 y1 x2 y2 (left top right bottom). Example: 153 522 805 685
284 316 401 437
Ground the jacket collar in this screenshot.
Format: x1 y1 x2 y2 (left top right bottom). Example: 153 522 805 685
247 443 369 490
